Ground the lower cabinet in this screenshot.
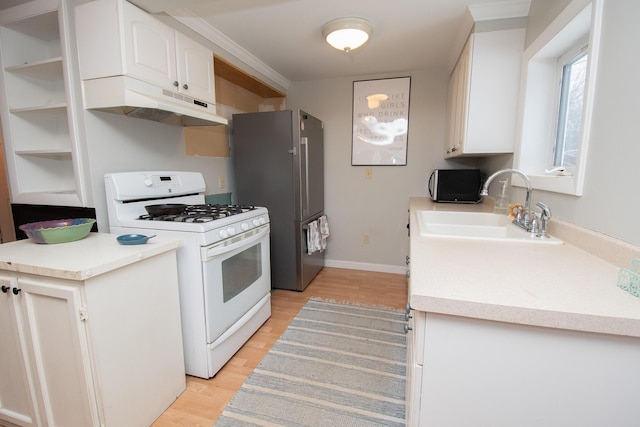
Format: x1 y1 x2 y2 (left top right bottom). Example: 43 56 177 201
0 278 96 426
404 307 423 427
405 310 640 426
0 247 185 427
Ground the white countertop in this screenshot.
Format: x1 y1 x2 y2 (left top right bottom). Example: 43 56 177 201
0 233 181 281
409 197 640 337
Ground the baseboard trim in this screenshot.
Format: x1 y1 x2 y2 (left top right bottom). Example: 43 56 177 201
324 259 407 275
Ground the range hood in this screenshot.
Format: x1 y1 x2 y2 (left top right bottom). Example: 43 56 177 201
82 76 228 127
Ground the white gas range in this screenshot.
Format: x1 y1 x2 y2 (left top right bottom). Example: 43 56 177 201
105 171 271 378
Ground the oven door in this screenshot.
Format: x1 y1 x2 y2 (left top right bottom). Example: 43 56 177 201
201 224 271 343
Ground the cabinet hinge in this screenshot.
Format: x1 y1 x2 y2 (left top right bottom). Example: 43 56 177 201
79 305 88 321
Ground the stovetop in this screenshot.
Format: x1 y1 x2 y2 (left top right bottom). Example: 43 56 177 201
111 202 269 246
105 171 269 245
139 204 258 223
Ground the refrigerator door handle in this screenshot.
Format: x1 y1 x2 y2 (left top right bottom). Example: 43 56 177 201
301 137 310 217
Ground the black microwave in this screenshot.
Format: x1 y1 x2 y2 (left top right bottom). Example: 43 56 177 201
428 169 483 203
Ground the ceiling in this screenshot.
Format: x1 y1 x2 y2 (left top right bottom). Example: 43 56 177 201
3 0 531 87
146 0 531 87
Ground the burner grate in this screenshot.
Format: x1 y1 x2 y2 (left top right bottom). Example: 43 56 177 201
139 204 256 223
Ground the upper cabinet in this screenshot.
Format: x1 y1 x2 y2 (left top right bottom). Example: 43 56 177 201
444 27 525 158
75 0 216 104
0 0 90 207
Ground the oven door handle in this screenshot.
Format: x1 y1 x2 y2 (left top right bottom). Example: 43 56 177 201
202 224 269 260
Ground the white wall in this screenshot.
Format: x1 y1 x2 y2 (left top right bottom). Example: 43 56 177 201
507 0 640 246
82 111 230 232
286 70 479 273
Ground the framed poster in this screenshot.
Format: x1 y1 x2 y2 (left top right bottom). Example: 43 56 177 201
352 76 411 166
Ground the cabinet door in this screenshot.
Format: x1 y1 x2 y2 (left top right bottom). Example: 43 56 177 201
465 28 524 154
175 31 215 103
445 37 472 158
444 64 458 156
456 39 472 153
16 277 99 427
123 0 177 90
406 309 425 426
0 275 41 427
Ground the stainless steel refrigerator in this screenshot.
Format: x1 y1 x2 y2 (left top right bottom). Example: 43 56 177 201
232 109 325 291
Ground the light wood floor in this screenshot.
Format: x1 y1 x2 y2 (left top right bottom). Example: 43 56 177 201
151 267 408 427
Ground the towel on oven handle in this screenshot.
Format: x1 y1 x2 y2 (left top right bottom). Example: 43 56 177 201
306 216 330 254
318 215 329 251
306 220 319 254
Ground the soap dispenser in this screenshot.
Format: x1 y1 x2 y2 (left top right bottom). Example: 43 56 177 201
493 180 509 214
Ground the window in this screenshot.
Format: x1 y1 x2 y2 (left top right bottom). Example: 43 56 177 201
554 45 588 169
513 0 602 196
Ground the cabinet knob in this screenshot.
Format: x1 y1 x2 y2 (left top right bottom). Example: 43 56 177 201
1 285 9 293
12 287 21 295
173 81 179 87
404 324 412 334
182 84 189 90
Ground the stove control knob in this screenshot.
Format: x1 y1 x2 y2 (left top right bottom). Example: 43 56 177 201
219 229 228 238
252 219 260 227
241 223 249 231
144 178 153 187
227 227 236 236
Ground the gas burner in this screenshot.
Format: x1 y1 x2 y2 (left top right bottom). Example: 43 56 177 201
139 204 257 223
184 204 256 217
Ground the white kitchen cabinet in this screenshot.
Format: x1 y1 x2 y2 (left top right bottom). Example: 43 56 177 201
75 0 216 104
444 28 525 158
0 234 186 427
0 275 39 427
404 303 423 427
406 310 640 426
0 0 90 207
0 276 97 427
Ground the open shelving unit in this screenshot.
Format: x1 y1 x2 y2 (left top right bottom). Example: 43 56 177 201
0 0 88 207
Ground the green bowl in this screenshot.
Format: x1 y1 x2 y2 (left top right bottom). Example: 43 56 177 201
19 218 96 244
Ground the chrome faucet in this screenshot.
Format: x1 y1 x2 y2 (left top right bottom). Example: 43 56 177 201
535 201 552 238
480 168 533 231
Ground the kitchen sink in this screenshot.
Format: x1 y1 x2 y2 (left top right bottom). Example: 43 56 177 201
417 210 562 244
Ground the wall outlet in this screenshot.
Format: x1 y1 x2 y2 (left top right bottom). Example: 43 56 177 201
365 168 373 179
363 234 370 244
218 176 225 189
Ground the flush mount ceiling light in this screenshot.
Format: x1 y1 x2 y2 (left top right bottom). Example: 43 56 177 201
322 17 373 53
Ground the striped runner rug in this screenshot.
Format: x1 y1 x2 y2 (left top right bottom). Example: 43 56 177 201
214 298 407 426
